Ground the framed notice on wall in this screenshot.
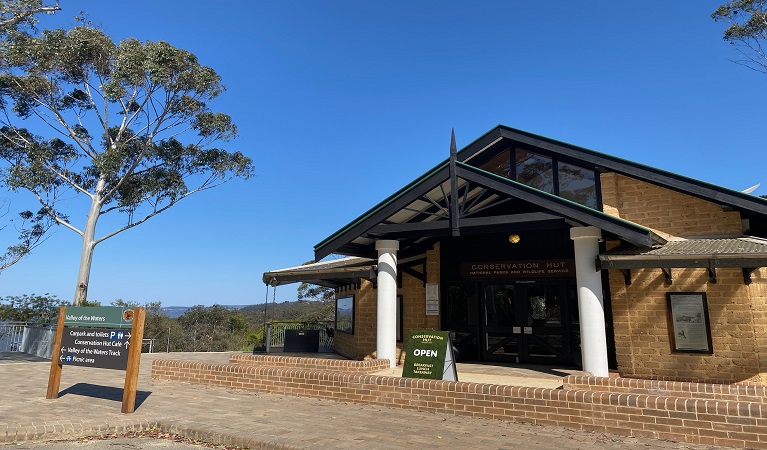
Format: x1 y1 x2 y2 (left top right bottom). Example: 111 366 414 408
667 292 713 354
425 283 439 316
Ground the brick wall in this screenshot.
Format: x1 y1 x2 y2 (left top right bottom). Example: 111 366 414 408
332 248 441 364
600 173 742 238
229 354 390 373
563 376 767 403
609 267 767 384
152 360 767 449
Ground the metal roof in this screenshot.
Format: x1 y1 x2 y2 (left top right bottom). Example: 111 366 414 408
599 236 767 270
262 257 375 287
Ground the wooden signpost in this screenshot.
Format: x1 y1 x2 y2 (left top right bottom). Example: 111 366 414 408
46 306 146 413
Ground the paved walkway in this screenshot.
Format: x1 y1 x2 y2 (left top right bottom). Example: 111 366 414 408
0 352 722 449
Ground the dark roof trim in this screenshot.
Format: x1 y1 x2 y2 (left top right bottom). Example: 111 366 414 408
599 254 767 270
314 162 450 260
459 125 767 215
369 212 564 237
456 163 660 248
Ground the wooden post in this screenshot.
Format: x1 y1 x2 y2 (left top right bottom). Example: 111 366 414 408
121 307 146 413
46 306 67 399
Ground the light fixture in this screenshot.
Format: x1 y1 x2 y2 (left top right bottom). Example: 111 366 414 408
508 234 521 244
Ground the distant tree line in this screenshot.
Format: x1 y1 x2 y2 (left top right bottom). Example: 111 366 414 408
0 293 335 352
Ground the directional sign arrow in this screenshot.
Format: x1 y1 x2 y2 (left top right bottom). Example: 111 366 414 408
124 341 130 349
59 355 65 363
125 332 132 340
61 348 65 354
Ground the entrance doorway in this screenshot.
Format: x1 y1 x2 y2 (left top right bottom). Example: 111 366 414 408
443 280 579 366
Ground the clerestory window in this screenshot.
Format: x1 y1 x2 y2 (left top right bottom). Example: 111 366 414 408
477 147 599 210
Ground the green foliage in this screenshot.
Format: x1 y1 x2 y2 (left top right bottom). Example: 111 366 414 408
0 204 53 271
0 293 64 323
296 260 336 302
0 1 60 35
713 1 767 73
177 304 254 352
0 21 254 303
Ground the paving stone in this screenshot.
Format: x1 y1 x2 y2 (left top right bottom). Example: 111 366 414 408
0 352 724 449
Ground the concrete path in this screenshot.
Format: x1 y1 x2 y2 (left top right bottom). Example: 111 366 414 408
0 352 721 449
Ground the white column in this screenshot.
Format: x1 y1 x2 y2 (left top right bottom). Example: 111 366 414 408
376 239 399 368
570 226 609 378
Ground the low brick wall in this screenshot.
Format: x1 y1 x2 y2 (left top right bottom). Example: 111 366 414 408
564 376 767 404
152 360 767 449
229 354 390 374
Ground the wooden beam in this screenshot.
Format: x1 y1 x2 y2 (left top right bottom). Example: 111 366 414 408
662 268 672 285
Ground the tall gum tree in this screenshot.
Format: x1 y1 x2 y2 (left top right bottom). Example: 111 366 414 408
0 1 61 273
713 0 767 74
0 26 254 304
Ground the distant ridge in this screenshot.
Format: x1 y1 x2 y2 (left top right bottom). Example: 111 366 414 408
161 305 251 318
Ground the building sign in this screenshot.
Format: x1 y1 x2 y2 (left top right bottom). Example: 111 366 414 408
402 330 457 381
425 283 439 316
64 306 135 329
58 327 131 370
459 259 575 278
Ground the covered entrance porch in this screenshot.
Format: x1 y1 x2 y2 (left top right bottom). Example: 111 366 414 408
445 279 578 366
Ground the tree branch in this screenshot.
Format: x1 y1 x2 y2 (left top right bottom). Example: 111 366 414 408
0 1 60 28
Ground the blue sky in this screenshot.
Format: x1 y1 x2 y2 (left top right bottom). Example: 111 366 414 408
1 1 765 307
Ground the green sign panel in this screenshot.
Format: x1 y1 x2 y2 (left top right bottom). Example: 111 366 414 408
402 330 457 381
63 306 135 329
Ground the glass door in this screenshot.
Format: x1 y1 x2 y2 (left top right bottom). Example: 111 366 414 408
482 284 519 362
480 280 572 365
518 282 571 365
442 283 480 361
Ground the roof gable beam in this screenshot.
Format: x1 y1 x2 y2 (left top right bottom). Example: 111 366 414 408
456 163 656 248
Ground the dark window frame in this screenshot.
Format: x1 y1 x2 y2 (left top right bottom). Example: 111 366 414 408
335 295 355 335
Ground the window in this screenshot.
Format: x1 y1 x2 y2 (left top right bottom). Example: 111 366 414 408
479 149 511 177
515 149 554 194
558 162 598 209
472 147 600 209
336 295 354 334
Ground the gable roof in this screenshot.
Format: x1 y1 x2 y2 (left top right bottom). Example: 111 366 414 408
314 125 767 261
460 125 767 214
314 160 662 261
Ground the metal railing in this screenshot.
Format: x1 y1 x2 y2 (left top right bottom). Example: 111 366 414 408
0 322 25 352
0 322 55 358
266 321 334 352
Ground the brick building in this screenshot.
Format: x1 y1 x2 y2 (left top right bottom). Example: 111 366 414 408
264 125 767 385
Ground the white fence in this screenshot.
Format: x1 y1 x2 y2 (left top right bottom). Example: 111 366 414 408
0 322 55 358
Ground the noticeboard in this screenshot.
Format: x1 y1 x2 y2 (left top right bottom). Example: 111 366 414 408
402 330 457 381
64 306 136 329
58 327 131 370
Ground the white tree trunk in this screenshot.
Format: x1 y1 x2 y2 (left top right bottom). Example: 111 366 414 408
73 179 104 305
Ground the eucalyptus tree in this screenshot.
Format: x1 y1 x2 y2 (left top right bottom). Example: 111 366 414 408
0 1 60 273
0 0 60 31
0 203 51 272
713 0 767 73
0 26 254 304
